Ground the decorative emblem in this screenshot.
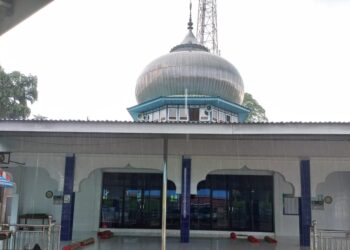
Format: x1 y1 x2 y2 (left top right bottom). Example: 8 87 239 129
45 191 53 199
324 196 333 204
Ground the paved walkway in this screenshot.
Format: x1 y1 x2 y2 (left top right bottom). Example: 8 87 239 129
63 235 308 250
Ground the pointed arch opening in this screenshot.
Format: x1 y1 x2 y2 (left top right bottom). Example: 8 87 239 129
191 171 274 232
100 172 179 229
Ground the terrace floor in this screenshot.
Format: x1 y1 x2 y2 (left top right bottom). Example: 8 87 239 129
63 235 308 250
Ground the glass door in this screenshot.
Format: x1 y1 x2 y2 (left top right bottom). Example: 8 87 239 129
167 187 180 229
101 173 179 229
124 188 143 228
100 185 123 228
121 173 164 228
143 188 161 228
229 175 273 232
250 176 274 232
191 183 211 230
211 175 229 230
229 187 252 231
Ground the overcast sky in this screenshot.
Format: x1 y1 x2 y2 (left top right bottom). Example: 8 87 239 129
0 0 350 122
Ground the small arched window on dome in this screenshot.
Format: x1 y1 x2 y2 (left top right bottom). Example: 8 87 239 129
199 108 210 121
212 109 218 122
218 111 225 123
168 107 177 121
153 110 160 122
231 115 238 123
179 107 188 121
189 108 199 121
160 109 167 122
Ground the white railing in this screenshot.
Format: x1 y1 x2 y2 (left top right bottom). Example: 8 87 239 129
0 216 61 250
311 220 350 250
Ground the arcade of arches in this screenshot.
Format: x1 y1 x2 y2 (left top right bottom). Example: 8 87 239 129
100 172 274 232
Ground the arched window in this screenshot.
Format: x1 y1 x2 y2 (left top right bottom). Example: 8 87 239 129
191 174 274 232
100 172 179 229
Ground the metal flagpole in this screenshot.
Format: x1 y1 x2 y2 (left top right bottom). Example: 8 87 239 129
161 137 168 250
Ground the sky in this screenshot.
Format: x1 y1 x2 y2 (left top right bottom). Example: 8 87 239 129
0 0 350 122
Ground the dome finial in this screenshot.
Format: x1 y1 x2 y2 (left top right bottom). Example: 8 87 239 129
188 1 193 31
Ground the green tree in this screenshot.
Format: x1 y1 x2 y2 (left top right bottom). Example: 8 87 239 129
33 114 47 120
0 66 38 119
243 92 268 122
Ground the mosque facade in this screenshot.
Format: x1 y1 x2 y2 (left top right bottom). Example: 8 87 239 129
1 13 350 249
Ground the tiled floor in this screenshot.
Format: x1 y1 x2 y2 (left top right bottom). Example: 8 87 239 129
62 235 308 250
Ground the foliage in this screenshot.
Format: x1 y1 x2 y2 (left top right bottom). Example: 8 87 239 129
33 114 47 120
243 92 268 123
0 66 38 119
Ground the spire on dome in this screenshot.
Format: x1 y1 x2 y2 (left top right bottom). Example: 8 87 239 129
188 1 193 30
169 1 209 53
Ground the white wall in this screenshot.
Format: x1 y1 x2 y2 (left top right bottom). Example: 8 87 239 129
274 173 299 237
73 169 102 233
0 142 9 152
8 167 62 223
313 172 350 230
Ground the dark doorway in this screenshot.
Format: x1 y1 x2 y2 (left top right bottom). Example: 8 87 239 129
100 173 178 229
189 108 199 121
191 174 274 232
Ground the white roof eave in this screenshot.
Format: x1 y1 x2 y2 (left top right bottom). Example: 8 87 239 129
0 120 350 136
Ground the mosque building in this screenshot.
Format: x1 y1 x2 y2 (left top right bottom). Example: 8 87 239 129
1 3 350 249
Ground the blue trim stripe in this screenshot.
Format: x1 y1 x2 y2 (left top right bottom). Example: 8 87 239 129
299 159 311 247
61 155 76 241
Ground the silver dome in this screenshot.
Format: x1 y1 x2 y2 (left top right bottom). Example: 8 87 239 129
135 30 244 105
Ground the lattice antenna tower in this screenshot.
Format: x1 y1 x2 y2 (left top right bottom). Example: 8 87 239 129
196 0 219 55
